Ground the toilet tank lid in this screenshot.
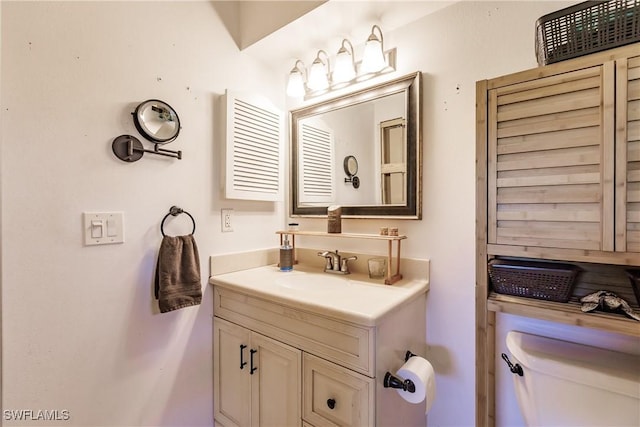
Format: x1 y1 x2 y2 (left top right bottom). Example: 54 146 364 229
506 331 640 399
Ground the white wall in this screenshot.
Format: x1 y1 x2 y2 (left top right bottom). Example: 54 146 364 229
283 1 639 426
1 1 284 426
4 2 638 427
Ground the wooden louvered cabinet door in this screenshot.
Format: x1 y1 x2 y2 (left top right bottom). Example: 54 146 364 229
487 63 616 252
616 55 640 253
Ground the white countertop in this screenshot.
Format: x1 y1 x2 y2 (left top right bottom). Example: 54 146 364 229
210 264 429 326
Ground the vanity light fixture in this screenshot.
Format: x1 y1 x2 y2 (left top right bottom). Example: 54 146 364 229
286 25 396 99
286 60 307 98
333 39 356 84
307 50 331 91
361 25 386 74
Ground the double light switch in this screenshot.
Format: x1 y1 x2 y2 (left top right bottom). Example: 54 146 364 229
83 212 124 246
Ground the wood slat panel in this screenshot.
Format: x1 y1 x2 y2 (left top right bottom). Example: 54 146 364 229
629 55 640 69
628 140 640 162
497 126 599 155
629 78 640 101
628 182 640 203
629 120 640 142
497 107 600 139
498 87 600 122
628 203 640 223
494 66 600 96
498 184 600 204
627 230 640 250
629 99 640 121
497 145 599 171
496 235 601 250
497 203 600 222
497 76 601 106
497 170 599 188
628 66 640 81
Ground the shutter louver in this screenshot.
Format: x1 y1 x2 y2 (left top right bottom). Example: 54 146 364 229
224 91 283 201
299 123 334 203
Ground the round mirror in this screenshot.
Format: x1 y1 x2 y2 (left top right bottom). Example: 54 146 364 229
133 99 180 144
343 155 358 177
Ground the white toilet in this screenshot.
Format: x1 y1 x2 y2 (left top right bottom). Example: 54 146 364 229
506 331 640 426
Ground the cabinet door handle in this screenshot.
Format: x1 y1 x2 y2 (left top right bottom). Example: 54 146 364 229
239 344 247 370
327 398 336 410
250 349 258 375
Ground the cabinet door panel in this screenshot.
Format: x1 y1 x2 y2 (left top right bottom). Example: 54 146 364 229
214 318 252 427
617 55 640 253
488 64 615 251
251 333 301 427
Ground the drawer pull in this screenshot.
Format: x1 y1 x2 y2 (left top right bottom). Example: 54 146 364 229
239 344 247 370
250 349 258 375
326 398 336 410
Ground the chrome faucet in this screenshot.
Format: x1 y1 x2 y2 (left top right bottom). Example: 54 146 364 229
317 250 357 274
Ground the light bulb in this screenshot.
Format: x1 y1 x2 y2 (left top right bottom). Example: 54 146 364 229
333 39 356 84
308 51 330 91
286 60 306 98
361 25 386 74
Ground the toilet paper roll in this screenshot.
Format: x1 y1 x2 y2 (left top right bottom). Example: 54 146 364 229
395 356 436 414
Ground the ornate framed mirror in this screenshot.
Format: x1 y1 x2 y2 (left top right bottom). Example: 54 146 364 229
290 71 422 218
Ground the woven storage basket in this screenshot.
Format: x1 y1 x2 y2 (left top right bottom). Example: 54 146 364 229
488 259 580 302
536 0 640 66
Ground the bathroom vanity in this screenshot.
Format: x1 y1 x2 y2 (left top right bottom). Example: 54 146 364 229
210 261 429 427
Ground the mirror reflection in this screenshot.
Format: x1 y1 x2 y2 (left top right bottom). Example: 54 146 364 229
291 72 421 218
133 99 181 144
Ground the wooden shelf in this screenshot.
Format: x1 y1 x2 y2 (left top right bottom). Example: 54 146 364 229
488 292 640 337
276 230 406 285
276 230 407 240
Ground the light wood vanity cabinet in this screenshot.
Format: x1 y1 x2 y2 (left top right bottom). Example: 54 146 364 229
212 280 427 427
477 43 640 427
214 317 301 427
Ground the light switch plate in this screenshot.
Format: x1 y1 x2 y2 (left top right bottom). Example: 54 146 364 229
83 212 124 246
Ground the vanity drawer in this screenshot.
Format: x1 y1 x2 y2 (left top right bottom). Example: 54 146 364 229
214 286 374 376
303 353 375 427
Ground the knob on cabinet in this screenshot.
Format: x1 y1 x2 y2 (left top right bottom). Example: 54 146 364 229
326 398 336 410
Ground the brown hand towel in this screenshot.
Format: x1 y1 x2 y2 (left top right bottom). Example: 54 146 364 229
154 235 202 313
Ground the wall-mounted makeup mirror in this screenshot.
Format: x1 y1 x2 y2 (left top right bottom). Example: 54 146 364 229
291 72 421 218
112 99 182 162
133 99 181 143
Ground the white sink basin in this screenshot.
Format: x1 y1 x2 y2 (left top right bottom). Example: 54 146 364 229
211 265 429 325
275 271 353 292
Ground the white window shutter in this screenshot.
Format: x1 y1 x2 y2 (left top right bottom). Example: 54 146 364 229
298 122 334 204
223 90 284 201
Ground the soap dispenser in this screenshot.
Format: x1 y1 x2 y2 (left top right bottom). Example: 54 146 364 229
279 235 293 271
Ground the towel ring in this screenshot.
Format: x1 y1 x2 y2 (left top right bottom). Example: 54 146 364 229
161 206 196 236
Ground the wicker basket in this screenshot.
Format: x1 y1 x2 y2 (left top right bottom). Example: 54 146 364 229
536 0 640 66
625 269 640 306
488 259 580 302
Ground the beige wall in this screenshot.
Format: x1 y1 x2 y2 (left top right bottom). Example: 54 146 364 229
3 1 638 427
283 1 638 426
1 1 285 425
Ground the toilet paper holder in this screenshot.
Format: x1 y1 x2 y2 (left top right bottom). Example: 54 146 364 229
383 350 417 393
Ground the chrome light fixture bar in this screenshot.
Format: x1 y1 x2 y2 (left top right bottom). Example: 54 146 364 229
286 25 396 99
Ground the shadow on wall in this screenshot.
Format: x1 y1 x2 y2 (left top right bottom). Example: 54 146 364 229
426 344 455 375
210 1 326 50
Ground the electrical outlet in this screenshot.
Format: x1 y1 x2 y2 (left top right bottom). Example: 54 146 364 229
221 208 233 232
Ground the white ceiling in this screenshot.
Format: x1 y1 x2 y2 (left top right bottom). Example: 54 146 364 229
241 0 456 68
